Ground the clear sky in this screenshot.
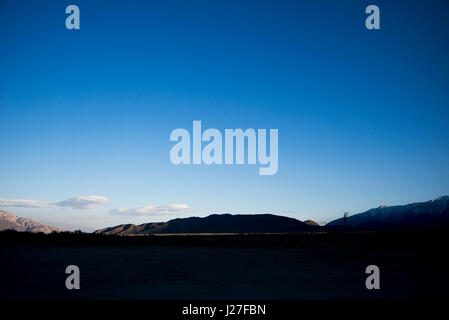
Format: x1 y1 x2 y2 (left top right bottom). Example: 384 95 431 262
1 0 448 231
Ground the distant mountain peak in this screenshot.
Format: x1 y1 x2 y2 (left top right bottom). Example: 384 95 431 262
327 196 449 229
0 210 59 233
303 220 320 226
432 195 449 202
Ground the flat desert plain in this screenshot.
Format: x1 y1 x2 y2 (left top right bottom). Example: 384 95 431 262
1 231 447 300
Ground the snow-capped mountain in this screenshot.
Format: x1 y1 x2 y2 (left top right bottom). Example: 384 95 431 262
327 196 449 229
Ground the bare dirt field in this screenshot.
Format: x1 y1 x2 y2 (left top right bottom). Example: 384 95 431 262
1 231 447 300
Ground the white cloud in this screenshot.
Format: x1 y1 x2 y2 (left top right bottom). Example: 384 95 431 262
0 198 50 208
53 196 109 209
0 196 109 210
109 204 192 216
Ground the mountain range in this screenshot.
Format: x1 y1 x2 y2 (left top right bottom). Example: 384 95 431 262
95 196 449 235
0 210 59 233
326 195 449 229
94 214 320 235
1 196 448 235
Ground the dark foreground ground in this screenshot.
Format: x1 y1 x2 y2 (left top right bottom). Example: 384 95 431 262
0 230 448 300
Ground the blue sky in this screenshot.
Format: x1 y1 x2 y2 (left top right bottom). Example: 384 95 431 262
1 0 448 231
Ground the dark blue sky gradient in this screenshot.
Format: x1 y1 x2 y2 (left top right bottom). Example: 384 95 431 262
0 0 448 230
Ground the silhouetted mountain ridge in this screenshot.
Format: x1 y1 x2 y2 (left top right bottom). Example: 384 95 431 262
95 196 449 235
95 213 319 235
326 196 449 229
